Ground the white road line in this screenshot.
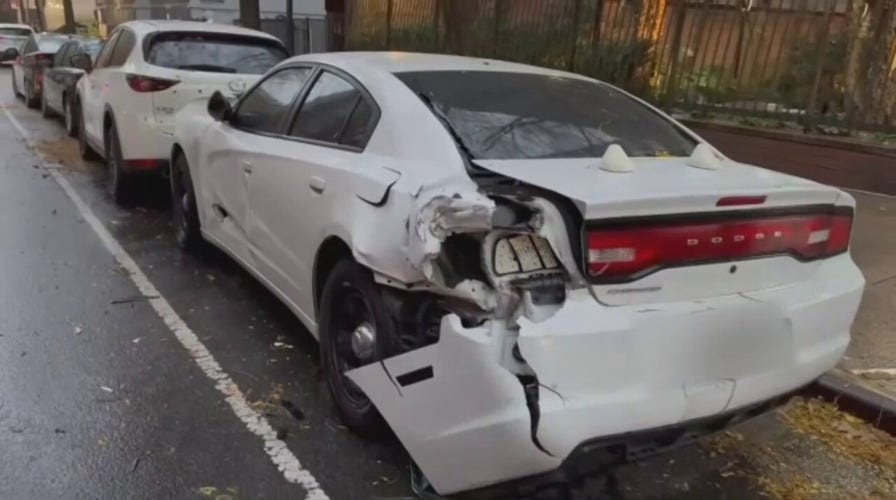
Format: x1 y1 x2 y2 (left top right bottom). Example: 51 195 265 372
2 107 329 500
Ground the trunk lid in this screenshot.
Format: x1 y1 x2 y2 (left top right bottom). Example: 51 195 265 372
148 68 259 134
475 157 846 305
142 31 286 134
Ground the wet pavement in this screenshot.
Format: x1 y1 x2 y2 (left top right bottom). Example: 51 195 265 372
1 69 894 499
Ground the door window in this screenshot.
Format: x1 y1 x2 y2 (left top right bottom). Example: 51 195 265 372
93 31 120 69
232 67 313 134
288 71 376 148
107 29 135 67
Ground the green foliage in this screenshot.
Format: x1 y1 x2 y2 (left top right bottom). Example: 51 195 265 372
574 39 652 94
776 34 848 111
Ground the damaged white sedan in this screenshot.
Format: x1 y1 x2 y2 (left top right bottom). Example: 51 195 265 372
170 52 865 496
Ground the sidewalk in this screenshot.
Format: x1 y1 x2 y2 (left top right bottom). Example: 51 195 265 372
841 191 896 398
699 125 896 406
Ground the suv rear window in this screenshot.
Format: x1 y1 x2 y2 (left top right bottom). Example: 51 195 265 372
0 28 31 37
145 32 287 75
396 71 697 159
36 37 67 52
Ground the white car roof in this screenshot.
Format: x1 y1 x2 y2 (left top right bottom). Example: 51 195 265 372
116 20 281 42
289 51 590 80
0 23 33 30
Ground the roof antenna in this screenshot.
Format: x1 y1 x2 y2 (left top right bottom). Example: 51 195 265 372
599 144 634 173
688 143 723 170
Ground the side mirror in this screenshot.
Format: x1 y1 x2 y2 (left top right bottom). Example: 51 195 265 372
208 90 233 122
70 52 92 73
1 47 18 62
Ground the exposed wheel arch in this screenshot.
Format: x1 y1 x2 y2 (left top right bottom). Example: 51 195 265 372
313 237 354 318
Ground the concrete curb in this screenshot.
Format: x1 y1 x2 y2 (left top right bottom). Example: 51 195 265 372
806 368 896 435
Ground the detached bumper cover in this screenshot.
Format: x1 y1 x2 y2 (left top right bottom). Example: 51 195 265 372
348 254 864 495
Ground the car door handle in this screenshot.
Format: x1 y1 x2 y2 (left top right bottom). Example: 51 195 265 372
241 160 253 175
309 176 326 194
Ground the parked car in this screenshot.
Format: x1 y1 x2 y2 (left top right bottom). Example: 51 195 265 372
73 20 288 204
9 32 70 108
41 37 102 135
170 52 865 496
0 23 33 65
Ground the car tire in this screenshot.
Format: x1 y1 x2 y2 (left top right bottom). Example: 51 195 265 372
11 70 22 99
104 121 135 205
63 96 77 137
77 104 98 161
170 153 204 252
318 260 392 439
40 89 52 118
25 80 38 109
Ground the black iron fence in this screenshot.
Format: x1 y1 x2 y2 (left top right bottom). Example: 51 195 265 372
340 0 896 134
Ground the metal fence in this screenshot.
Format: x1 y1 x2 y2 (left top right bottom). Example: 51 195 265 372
340 0 896 134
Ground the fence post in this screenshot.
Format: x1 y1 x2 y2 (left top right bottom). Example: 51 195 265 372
663 0 688 107
386 0 394 48
492 0 502 57
591 0 604 46
804 0 834 132
568 0 583 70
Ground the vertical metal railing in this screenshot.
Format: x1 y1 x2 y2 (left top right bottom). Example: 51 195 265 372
340 0 896 134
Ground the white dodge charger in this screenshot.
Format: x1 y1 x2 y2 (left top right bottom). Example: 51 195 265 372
170 52 865 496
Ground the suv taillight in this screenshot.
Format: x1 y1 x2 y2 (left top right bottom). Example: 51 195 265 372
125 74 179 93
586 208 853 283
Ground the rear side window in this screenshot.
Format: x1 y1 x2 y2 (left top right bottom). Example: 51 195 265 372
233 67 313 134
289 71 375 148
108 29 135 66
0 28 31 37
93 31 119 69
145 32 287 75
53 42 72 66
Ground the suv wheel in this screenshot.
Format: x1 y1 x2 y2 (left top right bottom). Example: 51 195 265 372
63 96 77 137
40 89 52 118
78 105 98 161
171 153 203 252
104 121 135 205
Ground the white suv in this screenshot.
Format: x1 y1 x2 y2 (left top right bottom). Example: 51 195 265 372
74 20 287 204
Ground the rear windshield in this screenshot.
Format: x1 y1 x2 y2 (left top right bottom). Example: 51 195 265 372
0 28 31 37
37 37 67 52
396 71 697 159
146 32 287 75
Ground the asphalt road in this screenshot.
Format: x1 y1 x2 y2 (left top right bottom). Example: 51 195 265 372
0 69 893 500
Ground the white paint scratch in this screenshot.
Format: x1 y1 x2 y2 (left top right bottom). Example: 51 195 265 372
2 107 329 500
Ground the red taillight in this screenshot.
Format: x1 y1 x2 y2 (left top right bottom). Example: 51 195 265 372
125 74 179 93
586 209 853 282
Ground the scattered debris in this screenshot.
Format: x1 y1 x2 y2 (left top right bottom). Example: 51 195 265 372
272 341 294 350
111 295 158 305
54 428 65 434
73 326 82 335
100 385 114 393
132 337 141 344
281 400 305 421
130 457 140 473
275 427 288 440
51 208 57 215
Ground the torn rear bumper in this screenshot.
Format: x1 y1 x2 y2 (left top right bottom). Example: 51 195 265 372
455 390 796 499
347 254 864 495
